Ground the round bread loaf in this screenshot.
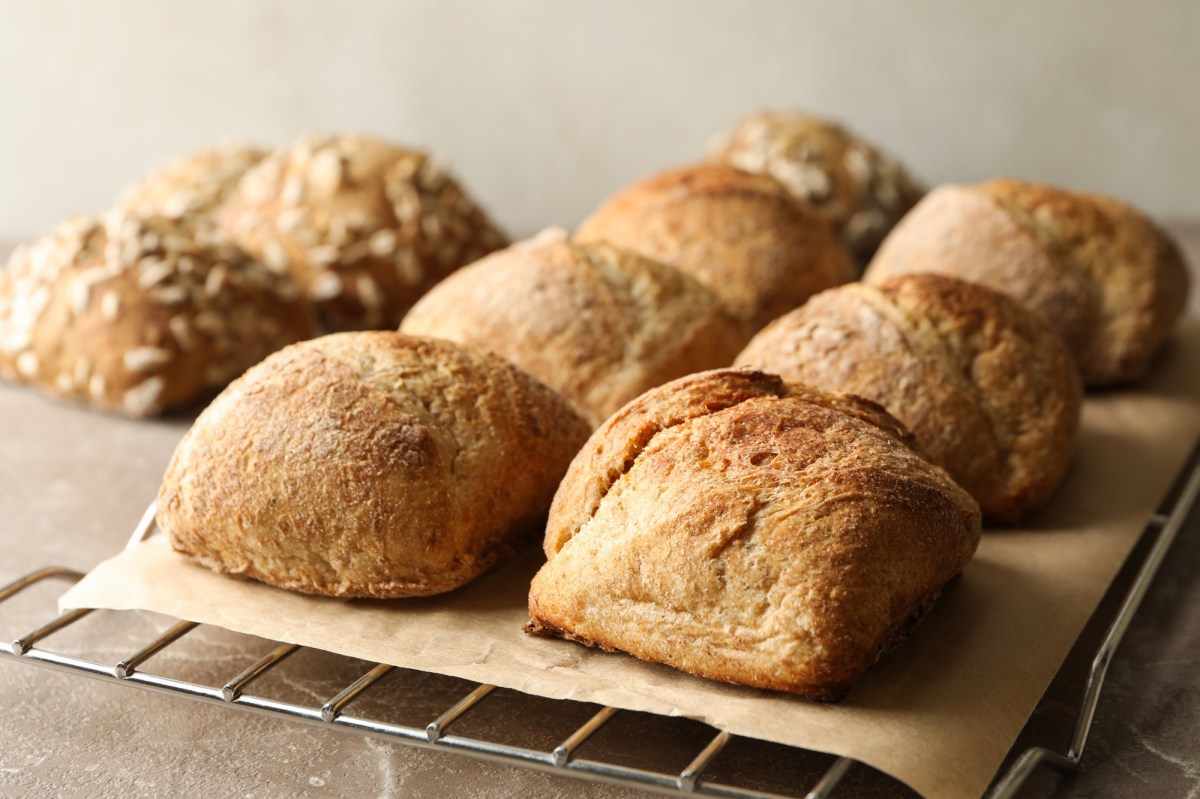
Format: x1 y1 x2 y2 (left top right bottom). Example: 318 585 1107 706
0 213 313 416
119 142 266 222
865 179 1191 385
159 332 592 598
575 164 855 333
711 110 924 266
527 369 981 700
735 274 1082 523
222 134 509 332
401 228 746 426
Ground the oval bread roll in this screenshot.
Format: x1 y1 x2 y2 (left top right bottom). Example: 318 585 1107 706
735 274 1082 523
528 369 981 701
0 213 314 416
223 134 508 332
711 110 924 266
865 179 1191 385
401 228 746 426
576 164 855 333
159 332 592 598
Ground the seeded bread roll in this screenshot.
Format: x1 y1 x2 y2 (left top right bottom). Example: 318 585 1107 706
526 370 981 700
865 179 1191 385
119 142 266 223
576 164 855 333
711 110 924 266
0 213 313 416
735 274 1081 522
223 134 508 332
159 332 592 597
401 228 746 426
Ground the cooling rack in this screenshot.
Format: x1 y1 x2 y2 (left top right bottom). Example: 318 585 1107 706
2 441 1198 799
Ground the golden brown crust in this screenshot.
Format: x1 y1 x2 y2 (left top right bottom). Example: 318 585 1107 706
575 164 856 333
222 134 508 332
865 179 1192 385
401 228 747 426
710 110 924 266
158 332 591 598
527 369 981 700
0 213 314 416
736 275 1082 522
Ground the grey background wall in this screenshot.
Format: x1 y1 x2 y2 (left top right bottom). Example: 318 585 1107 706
1 0 1196 240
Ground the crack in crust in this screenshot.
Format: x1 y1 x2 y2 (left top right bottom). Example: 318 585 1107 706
865 179 1191 385
544 369 916 558
528 368 981 699
736 274 1082 522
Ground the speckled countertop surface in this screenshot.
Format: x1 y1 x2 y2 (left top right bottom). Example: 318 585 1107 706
1 226 1198 799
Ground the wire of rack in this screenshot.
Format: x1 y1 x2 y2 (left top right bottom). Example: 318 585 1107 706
2 441 1198 799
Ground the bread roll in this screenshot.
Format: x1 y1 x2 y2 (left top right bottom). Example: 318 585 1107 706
735 274 1081 522
0 213 313 416
527 370 981 700
401 228 746 426
711 110 924 266
223 134 508 332
159 332 591 597
576 164 855 333
119 142 266 223
865 179 1191 385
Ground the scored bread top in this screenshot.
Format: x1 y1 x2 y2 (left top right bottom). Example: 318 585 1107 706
159 332 591 598
222 134 508 332
401 228 747 426
0 212 313 416
529 368 980 699
865 179 1190 385
576 163 856 333
544 369 918 557
735 274 1082 522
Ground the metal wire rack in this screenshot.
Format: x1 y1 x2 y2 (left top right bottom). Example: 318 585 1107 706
2 441 1198 799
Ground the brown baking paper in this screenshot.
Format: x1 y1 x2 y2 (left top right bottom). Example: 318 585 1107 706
61 321 1200 799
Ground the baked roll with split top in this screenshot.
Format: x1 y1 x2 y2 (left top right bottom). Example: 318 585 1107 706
865 179 1190 385
159 332 591 597
527 370 981 700
736 274 1082 523
576 163 855 334
401 228 745 426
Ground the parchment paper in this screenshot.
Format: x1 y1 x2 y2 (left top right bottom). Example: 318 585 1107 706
61 321 1200 799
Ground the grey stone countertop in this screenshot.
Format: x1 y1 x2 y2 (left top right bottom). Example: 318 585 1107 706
1 225 1198 799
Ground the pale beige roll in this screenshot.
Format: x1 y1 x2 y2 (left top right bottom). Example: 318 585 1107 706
735 274 1082 523
711 110 924 266
527 369 981 701
865 179 1191 385
0 212 314 416
401 228 746 426
223 134 508 332
119 142 266 223
576 164 856 333
159 332 592 598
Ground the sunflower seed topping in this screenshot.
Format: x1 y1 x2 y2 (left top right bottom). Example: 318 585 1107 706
16 351 39 378
368 229 398 257
123 347 173 373
357 274 383 309
100 291 121 321
309 272 343 301
123 376 165 415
